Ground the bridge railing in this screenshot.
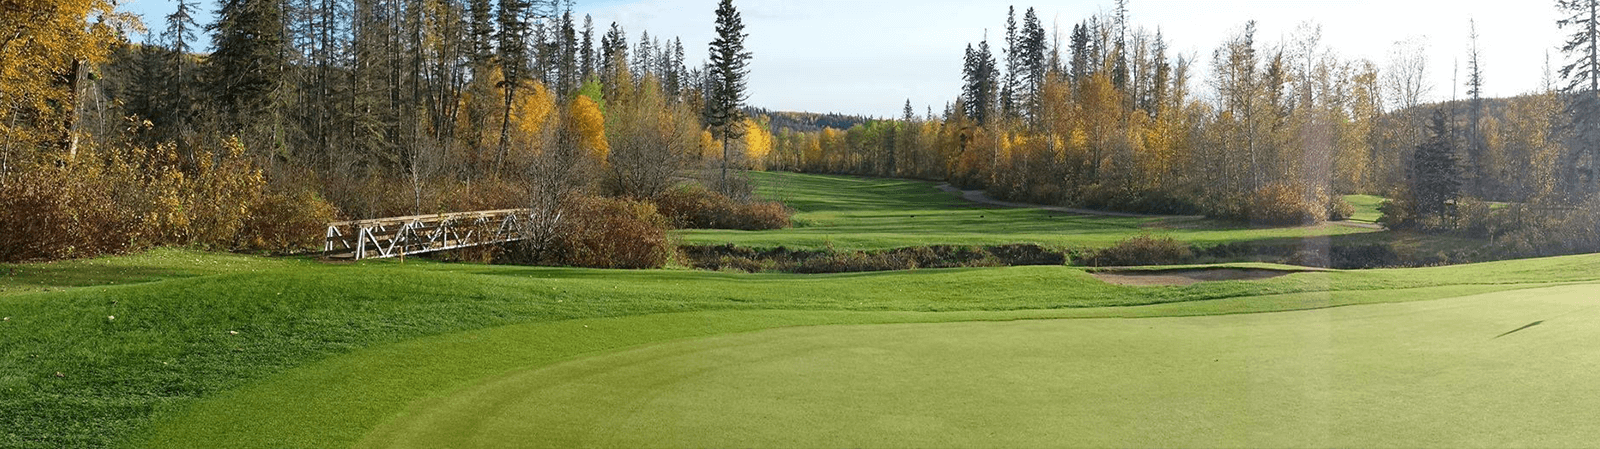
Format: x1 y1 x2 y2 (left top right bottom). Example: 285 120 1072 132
324 209 533 260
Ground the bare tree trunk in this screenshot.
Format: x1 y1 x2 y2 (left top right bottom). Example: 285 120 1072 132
496 81 518 177
720 133 730 195
62 59 85 162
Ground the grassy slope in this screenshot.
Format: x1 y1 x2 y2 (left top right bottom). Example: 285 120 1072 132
1344 194 1385 223
677 172 1376 250
5 250 1600 448
354 285 1600 448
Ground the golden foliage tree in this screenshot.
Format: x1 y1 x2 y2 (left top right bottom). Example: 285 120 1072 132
0 0 133 164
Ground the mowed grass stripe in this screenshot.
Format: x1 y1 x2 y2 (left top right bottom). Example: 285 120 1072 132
358 285 1600 449
134 282 1576 449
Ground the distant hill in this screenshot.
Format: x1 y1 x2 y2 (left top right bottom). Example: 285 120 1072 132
745 107 875 133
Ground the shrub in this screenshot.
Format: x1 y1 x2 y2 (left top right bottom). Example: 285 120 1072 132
240 188 340 254
1083 235 1194 267
1240 183 1330 226
1328 197 1356 222
0 139 328 261
652 185 791 230
0 160 136 261
503 196 673 269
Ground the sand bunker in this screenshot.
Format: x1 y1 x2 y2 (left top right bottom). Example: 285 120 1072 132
1092 268 1301 287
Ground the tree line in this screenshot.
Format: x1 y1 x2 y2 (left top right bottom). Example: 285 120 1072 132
1 0 775 261
764 2 1599 230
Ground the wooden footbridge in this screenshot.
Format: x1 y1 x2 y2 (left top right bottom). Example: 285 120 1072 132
324 209 536 260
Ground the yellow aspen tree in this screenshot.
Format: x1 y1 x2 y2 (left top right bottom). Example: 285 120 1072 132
508 82 556 161
568 95 609 163
742 117 773 170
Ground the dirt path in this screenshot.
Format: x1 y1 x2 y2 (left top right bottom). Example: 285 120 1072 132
936 183 1386 230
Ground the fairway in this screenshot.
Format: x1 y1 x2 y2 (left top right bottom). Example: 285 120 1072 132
678 172 1377 250
358 285 1600 448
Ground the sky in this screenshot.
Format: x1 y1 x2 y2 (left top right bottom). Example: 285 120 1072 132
120 0 1569 118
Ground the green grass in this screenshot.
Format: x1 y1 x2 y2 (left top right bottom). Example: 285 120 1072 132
349 285 1600 448
1 174 1589 448
1344 194 1386 223
676 172 1377 251
6 249 1600 448
0 248 301 296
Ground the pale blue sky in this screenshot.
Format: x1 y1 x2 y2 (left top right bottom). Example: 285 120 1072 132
120 0 1566 117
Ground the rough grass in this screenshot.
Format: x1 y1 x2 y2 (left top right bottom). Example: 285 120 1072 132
6 250 1600 448
676 172 1377 251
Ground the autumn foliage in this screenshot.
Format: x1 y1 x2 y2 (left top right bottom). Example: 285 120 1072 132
0 140 337 262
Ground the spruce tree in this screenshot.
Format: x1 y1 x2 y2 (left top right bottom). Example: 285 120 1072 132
1001 7 1019 118
706 0 752 194
468 0 495 69
1411 109 1462 220
581 15 595 81
962 39 998 126
1111 0 1130 90
1558 0 1600 189
208 0 288 131
557 11 577 96
1558 0 1600 93
1466 19 1487 195
1149 29 1171 115
161 0 200 140
1018 8 1047 124
1069 23 1092 85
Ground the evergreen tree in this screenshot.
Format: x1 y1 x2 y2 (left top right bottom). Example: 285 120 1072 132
468 0 495 68
581 14 595 81
1558 0 1600 93
1069 22 1092 85
962 39 998 126
599 22 627 100
634 30 653 78
1111 0 1130 89
1149 29 1171 114
1557 0 1600 189
1018 8 1047 124
160 0 200 142
556 11 578 96
208 0 289 132
1466 18 1487 194
1411 109 1462 219
1001 7 1018 118
665 38 686 99
706 0 752 194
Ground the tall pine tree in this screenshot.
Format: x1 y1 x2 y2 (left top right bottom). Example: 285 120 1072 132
208 0 289 139
706 0 752 194
962 39 998 126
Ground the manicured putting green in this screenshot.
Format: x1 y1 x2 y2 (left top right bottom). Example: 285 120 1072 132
361 285 1600 448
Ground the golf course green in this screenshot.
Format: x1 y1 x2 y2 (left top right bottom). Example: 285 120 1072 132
355 284 1600 449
